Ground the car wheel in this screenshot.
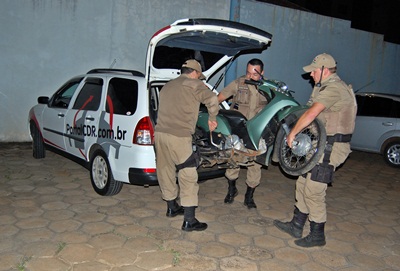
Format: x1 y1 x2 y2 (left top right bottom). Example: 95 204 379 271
276 116 327 176
383 140 400 168
90 150 123 196
30 121 45 159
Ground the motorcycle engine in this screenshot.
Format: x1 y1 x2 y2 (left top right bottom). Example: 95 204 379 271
224 134 245 151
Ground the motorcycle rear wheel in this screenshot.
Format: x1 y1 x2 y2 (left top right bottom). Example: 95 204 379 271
276 117 326 176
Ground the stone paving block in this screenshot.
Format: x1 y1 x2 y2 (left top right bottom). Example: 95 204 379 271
199 241 235 258
176 254 218 271
88 232 127 249
26 257 70 271
48 219 82 233
124 236 162 253
15 227 54 243
59 243 97 264
323 239 355 254
97 247 138 266
81 221 115 236
42 209 75 221
347 253 387 270
0 225 19 238
57 231 90 244
253 234 286 250
237 245 273 261
299 261 334 271
259 259 300 271
274 247 310 265
135 250 175 270
218 232 252 247
2 240 22 259
72 261 110 271
114 223 149 238
234 223 265 236
163 239 198 254
355 241 393 257
383 254 400 270
311 250 348 269
20 241 59 258
219 256 258 271
0 252 24 271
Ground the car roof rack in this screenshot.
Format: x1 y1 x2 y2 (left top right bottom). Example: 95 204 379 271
87 68 145 77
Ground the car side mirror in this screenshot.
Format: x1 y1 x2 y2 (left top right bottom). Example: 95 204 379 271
38 96 49 104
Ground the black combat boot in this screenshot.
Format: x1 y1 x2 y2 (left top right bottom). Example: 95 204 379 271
224 178 238 204
273 207 308 238
166 199 184 217
295 221 326 247
181 206 208 232
244 185 257 209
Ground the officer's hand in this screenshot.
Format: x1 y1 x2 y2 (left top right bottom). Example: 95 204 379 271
208 120 218 132
286 132 296 148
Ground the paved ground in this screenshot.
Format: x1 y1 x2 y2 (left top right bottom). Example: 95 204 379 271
0 142 399 271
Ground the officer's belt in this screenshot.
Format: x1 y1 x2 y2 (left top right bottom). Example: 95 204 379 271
326 133 352 144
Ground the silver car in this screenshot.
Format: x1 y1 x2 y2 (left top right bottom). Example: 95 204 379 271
350 93 400 167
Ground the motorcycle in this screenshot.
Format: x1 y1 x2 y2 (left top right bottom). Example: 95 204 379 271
195 78 327 176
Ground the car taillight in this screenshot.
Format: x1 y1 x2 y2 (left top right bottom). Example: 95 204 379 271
143 168 156 173
133 116 154 145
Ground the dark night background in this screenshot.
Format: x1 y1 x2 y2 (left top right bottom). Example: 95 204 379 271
257 0 400 44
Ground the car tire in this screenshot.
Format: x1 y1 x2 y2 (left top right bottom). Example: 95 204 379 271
90 150 123 196
276 116 327 176
383 140 400 168
30 122 45 159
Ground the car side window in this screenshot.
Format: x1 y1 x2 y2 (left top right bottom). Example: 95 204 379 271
393 100 400 118
72 78 103 111
106 78 138 115
356 96 394 118
50 77 83 108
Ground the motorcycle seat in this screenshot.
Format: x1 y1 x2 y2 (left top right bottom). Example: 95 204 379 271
218 109 247 131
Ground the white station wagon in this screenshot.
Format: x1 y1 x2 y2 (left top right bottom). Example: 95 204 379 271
28 18 273 196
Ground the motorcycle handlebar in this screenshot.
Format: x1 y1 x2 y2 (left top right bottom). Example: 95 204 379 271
244 79 262 86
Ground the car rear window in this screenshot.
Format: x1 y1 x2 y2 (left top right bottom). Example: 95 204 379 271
106 78 138 116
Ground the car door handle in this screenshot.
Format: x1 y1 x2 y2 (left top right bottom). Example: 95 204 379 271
382 122 393 126
86 116 95 121
58 113 65 117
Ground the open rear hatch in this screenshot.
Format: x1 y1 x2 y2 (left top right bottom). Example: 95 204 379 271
146 18 273 82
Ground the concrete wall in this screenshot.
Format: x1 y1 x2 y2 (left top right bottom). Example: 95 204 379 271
1 0 399 142
237 1 400 104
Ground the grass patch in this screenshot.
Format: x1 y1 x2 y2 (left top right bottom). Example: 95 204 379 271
16 256 32 271
55 241 67 255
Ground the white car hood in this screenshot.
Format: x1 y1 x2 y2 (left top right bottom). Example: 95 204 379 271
145 18 272 82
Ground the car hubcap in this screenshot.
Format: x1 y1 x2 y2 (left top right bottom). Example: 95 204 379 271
387 144 400 165
92 156 108 189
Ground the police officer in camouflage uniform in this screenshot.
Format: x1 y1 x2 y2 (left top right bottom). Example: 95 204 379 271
274 53 357 247
155 59 219 232
217 58 268 209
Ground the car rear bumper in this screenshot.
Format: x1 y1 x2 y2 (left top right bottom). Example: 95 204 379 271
128 167 226 186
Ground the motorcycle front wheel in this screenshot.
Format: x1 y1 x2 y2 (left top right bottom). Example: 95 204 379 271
276 117 326 176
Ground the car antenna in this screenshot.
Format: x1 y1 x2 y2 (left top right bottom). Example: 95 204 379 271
109 59 117 69
354 80 375 93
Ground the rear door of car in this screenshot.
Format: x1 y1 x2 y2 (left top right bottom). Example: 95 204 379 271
352 94 399 152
